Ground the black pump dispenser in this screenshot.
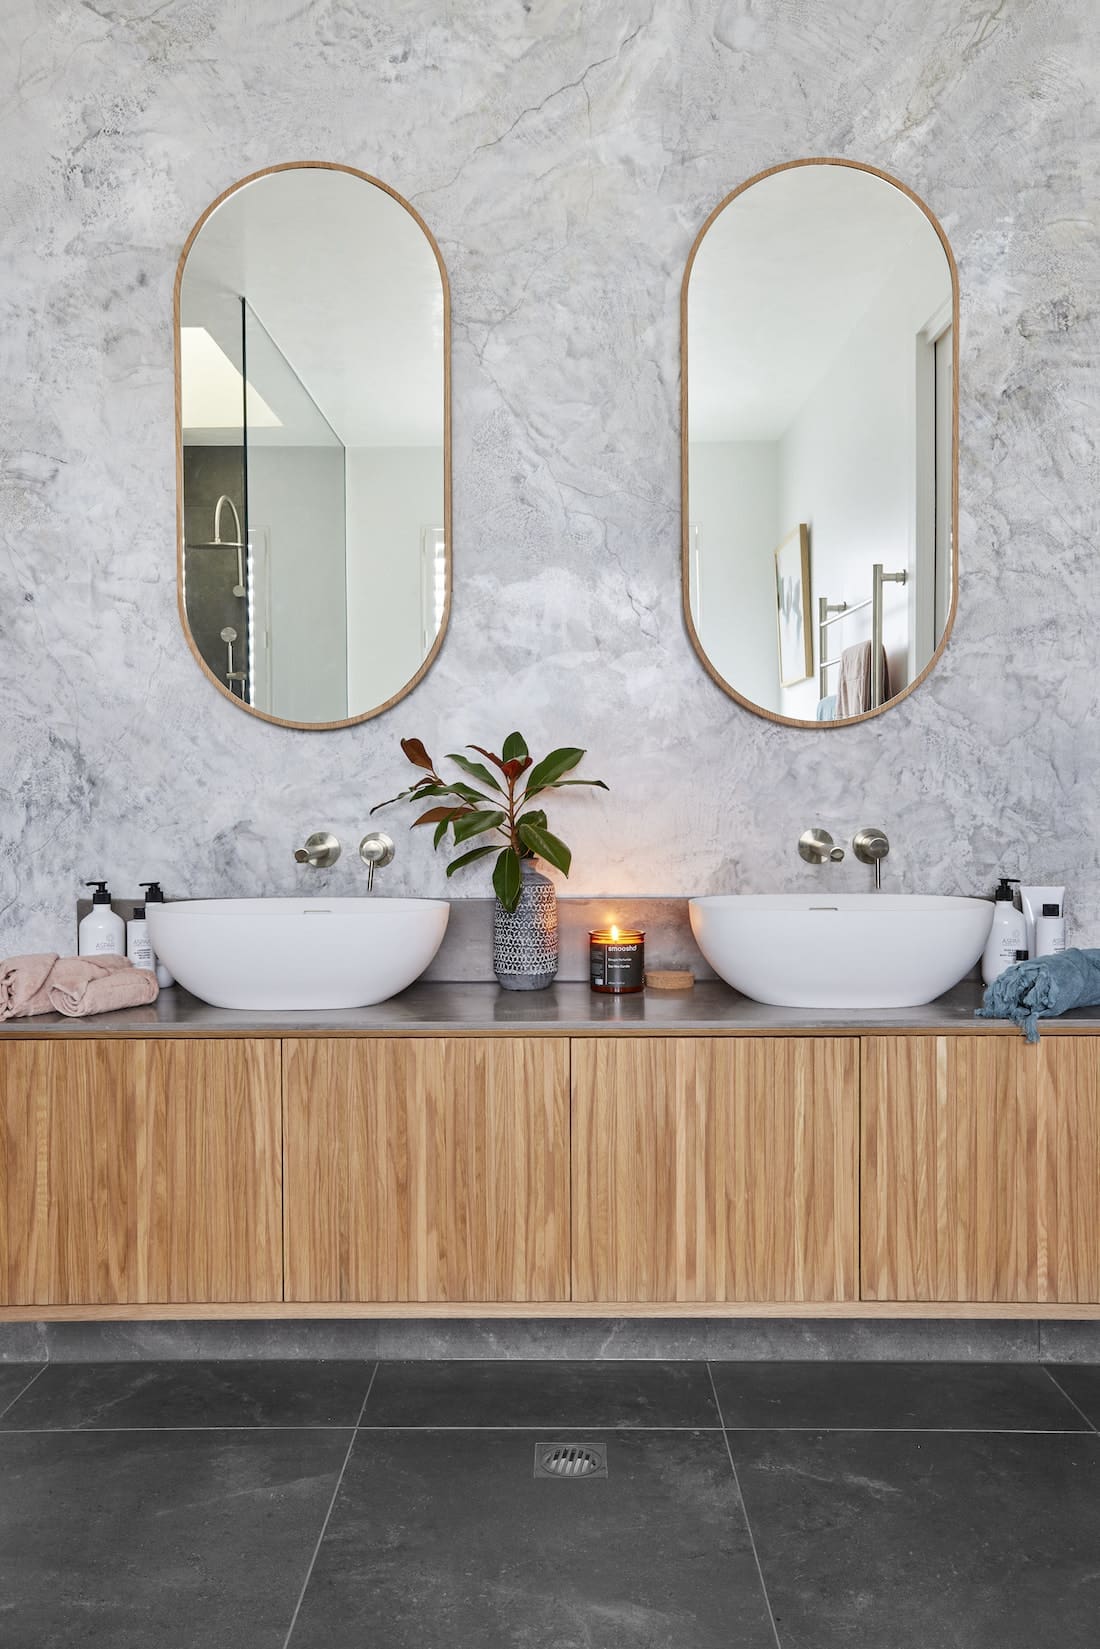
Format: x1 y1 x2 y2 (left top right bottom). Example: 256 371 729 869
994 877 1020 903
140 882 166 903
85 881 112 905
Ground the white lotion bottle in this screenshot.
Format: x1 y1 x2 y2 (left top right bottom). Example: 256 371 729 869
78 881 125 957
1035 901 1067 958
126 901 154 972
982 877 1027 986
139 881 174 987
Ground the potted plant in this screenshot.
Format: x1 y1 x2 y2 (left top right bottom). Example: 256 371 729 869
373 732 607 989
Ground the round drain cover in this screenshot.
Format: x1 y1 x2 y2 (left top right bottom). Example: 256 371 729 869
539 1445 602 1478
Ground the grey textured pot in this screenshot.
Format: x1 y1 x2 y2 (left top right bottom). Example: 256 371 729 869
493 859 559 990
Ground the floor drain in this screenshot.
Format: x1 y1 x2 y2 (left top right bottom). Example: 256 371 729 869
534 1442 608 1480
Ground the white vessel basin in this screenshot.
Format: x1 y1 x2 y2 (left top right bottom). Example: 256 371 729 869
689 894 993 1009
147 897 450 1011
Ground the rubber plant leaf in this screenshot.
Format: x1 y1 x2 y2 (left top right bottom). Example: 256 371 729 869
522 747 586 798
445 844 497 877
493 845 523 911
516 820 572 876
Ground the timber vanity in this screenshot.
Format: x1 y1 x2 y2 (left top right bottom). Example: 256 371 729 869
1 981 1099 1322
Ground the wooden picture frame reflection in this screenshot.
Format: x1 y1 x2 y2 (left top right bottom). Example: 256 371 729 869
774 524 812 687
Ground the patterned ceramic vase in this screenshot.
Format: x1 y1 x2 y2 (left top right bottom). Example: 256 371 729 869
493 859 559 990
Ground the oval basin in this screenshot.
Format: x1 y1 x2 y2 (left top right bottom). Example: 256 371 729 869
147 897 450 1011
689 893 993 1009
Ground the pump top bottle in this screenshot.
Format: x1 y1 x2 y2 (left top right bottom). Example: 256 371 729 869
982 877 1027 987
139 882 175 987
78 881 125 958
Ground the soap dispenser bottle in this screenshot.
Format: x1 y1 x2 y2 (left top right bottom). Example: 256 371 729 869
982 878 1027 986
78 881 125 957
126 900 154 972
139 882 174 987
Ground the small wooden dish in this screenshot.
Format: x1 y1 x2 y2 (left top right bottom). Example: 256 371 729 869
645 970 695 991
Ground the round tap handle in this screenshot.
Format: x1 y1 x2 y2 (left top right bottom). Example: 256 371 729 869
358 832 395 891
853 828 890 863
358 833 395 868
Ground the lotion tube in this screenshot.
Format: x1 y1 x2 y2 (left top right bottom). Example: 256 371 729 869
1020 885 1065 959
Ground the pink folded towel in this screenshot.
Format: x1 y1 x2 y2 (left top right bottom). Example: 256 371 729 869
0 953 158 1019
0 953 60 1019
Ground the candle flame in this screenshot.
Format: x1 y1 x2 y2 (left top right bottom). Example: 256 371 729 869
610 924 619 941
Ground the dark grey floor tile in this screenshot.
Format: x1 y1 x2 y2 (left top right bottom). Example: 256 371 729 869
710 1360 1086 1431
732 1429 1100 1649
365 1359 719 1428
0 1359 373 1430
0 1427 351 1648
290 1428 776 1648
0 1364 42 1418
1043 1365 1100 1430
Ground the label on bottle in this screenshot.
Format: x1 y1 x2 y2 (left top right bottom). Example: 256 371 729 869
127 925 154 970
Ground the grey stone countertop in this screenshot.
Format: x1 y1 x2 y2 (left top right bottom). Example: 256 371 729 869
1 979 1098 1036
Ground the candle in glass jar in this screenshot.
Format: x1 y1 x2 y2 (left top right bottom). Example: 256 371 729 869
589 925 645 994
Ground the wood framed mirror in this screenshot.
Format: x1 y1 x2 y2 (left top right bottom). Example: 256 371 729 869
682 158 958 728
174 162 450 730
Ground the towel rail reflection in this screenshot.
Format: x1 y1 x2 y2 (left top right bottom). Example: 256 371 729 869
818 564 908 709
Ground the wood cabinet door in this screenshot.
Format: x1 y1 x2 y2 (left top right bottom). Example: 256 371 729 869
861 1036 1100 1303
0 1039 282 1306
283 1038 569 1303
571 1037 859 1303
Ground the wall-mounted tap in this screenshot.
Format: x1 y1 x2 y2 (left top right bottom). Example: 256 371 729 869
359 832 395 892
293 831 341 869
853 827 890 890
798 827 845 865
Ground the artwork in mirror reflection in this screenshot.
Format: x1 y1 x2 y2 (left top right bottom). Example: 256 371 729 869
684 160 956 725
177 165 448 728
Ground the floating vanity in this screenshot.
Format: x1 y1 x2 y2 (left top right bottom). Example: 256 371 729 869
1 981 1097 1323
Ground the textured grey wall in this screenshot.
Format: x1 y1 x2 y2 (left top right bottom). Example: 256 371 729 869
1 0 1097 952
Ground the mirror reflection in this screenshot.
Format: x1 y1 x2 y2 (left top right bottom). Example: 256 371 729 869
684 160 956 725
177 164 448 728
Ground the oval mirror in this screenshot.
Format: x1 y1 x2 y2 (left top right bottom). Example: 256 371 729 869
682 159 957 727
175 163 450 729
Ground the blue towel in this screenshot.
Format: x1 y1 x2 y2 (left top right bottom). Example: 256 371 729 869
976 948 1100 1042
815 694 838 721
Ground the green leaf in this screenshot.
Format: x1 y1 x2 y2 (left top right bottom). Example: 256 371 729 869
522 747 585 798
370 781 446 814
517 821 572 876
501 731 529 763
517 809 547 833
433 815 453 849
452 808 506 844
541 778 609 791
445 753 503 793
445 843 497 877
447 780 498 805
492 846 523 911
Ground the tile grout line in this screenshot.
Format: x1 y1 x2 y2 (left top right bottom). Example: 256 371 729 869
707 1362 784 1649
281 1361 378 1649
1039 1365 1098 1435
0 1364 48 1424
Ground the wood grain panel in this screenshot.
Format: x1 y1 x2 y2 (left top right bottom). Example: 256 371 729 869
861 1036 1100 1303
283 1038 569 1302
571 1037 858 1303
0 1040 281 1305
